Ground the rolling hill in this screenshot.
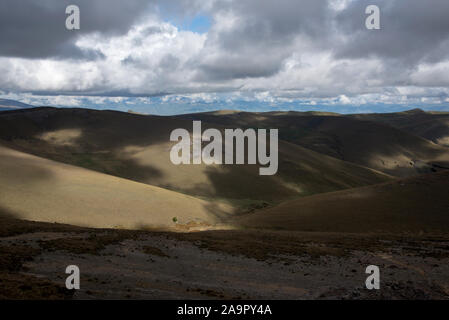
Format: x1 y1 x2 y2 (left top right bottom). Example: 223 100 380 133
350 109 449 148
0 145 233 230
235 170 449 234
178 110 449 177
2 106 448 233
0 107 391 207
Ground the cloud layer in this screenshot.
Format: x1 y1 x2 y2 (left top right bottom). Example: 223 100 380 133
1 0 449 111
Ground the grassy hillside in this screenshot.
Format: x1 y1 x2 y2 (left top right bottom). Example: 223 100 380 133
178 110 449 177
350 109 449 148
0 145 234 230
235 170 449 234
0 108 391 206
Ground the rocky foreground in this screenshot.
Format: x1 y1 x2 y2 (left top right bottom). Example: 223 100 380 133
1 217 448 300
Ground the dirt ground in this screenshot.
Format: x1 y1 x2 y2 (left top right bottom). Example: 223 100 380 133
0 218 448 300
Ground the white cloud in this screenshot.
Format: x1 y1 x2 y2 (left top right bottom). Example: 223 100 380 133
0 0 448 112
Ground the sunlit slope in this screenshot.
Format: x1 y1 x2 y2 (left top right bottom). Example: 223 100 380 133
114 138 391 201
0 145 233 229
178 111 449 177
0 108 391 203
235 170 449 234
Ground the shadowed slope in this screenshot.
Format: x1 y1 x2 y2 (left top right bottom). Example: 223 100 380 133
235 170 449 234
350 109 449 148
178 111 449 177
0 108 391 205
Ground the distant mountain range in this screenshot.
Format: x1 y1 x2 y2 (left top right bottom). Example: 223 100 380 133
0 99 34 111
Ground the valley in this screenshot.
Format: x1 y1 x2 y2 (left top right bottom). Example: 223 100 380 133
1 107 449 300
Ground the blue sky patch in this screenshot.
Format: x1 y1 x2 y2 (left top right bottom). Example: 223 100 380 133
178 15 211 34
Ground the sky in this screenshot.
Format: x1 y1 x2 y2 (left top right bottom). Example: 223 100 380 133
1 0 449 115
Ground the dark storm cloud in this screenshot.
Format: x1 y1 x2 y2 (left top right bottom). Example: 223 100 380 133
196 0 332 81
196 0 449 82
28 90 169 98
0 0 152 59
335 0 449 65
121 53 180 73
213 0 330 50
198 57 282 81
1 0 449 102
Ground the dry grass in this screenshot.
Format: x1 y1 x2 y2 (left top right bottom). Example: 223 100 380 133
178 110 449 177
168 230 378 261
38 231 141 255
0 273 73 300
141 245 169 258
169 229 449 263
0 217 86 238
0 145 233 230
1 217 448 299
0 235 71 300
0 245 41 272
235 170 449 234
0 107 392 204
